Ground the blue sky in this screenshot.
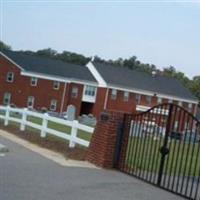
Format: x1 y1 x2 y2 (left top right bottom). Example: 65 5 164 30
1 0 200 79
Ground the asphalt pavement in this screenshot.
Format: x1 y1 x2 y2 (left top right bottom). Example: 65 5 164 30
0 135 183 200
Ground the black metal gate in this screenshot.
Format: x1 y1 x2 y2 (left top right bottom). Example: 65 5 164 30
115 103 200 200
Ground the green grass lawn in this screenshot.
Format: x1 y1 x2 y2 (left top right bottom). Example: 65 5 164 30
125 136 200 176
0 113 92 142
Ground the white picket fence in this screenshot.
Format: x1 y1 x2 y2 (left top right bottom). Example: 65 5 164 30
0 105 94 148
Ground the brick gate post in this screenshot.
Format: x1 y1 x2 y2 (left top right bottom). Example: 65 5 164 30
86 110 131 168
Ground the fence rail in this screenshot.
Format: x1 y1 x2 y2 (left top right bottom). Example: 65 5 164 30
0 105 94 148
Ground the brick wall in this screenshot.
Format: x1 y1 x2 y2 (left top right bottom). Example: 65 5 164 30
0 54 197 119
0 55 85 116
86 110 132 168
92 87 107 117
106 89 136 113
0 55 67 112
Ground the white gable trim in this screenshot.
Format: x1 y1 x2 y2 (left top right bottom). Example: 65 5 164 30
86 61 107 87
108 84 198 104
0 51 24 71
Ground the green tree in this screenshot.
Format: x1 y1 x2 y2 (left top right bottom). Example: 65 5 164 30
36 48 57 58
0 40 12 50
190 76 200 104
163 66 176 77
123 56 138 70
56 51 90 65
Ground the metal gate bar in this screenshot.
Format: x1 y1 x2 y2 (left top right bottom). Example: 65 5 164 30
116 103 200 200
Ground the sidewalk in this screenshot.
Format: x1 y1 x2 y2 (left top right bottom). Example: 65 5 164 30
0 129 96 168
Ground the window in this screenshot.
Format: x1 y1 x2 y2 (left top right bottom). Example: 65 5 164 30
168 99 173 103
184 122 189 130
174 121 179 129
157 97 162 104
188 103 193 112
135 94 141 104
111 89 117 100
3 92 11 105
145 96 152 105
123 91 129 102
71 87 78 98
27 96 34 108
50 99 57 111
53 81 60 90
178 101 183 107
30 77 38 86
84 85 96 96
6 72 14 82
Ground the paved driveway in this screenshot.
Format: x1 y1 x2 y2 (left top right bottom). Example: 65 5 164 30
0 136 183 200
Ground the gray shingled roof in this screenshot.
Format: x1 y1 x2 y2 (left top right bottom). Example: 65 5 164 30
1 50 97 83
93 62 197 101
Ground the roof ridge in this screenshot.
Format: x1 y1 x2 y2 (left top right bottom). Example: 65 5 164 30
0 49 97 84
1 49 85 68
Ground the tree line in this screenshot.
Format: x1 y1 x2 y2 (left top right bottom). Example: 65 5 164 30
0 40 199 104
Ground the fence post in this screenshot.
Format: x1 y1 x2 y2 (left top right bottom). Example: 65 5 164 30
41 113 48 138
20 108 28 131
69 120 78 148
4 105 10 126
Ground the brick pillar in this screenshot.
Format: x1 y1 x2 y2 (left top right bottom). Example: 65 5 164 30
86 110 131 168
117 114 132 171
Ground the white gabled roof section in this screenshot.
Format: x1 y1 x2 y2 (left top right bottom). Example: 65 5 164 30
86 61 107 87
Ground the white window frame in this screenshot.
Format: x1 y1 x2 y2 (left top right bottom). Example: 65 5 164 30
174 121 179 130
145 96 152 106
184 122 189 130
53 81 60 90
123 91 129 102
6 72 14 83
178 101 183 107
157 97 162 104
30 77 38 86
71 87 78 98
3 92 11 105
111 89 117 100
50 99 57 111
188 103 193 112
27 96 35 108
135 94 141 104
168 99 173 103
84 85 96 97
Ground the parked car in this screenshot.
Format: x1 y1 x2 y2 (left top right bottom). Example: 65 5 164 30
47 111 60 118
183 131 200 143
170 131 183 140
169 130 200 143
78 114 96 126
59 111 68 119
131 121 165 138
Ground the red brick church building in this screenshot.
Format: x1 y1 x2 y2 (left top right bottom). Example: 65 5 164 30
0 50 198 118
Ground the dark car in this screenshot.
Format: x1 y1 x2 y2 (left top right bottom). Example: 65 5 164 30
183 131 200 143
170 131 183 140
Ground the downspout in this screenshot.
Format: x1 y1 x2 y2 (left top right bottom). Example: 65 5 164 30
103 88 109 110
60 82 67 113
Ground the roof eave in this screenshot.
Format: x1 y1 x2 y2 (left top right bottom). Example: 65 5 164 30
107 83 198 104
21 70 98 86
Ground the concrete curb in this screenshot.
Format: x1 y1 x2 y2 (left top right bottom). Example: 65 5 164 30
0 129 99 169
